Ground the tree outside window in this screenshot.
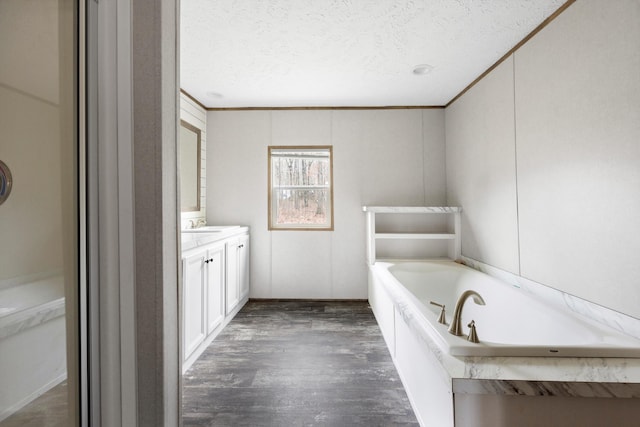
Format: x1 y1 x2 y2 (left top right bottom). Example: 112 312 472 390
268 146 333 230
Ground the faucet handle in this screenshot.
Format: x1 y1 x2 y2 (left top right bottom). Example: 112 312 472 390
467 320 480 343
429 301 447 325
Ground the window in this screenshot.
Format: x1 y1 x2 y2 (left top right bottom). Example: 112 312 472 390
268 146 334 230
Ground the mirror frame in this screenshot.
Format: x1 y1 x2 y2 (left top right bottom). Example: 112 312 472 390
179 119 202 212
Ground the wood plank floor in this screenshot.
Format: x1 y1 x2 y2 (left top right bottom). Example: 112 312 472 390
0 381 68 427
182 300 419 427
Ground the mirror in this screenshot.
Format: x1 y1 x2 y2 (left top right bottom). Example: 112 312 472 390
179 120 201 212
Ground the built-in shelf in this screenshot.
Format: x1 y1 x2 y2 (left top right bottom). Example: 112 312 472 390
363 206 461 264
375 233 456 240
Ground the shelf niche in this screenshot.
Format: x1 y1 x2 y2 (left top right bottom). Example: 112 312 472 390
363 206 461 264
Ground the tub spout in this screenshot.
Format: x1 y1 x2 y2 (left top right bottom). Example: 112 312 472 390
448 290 485 336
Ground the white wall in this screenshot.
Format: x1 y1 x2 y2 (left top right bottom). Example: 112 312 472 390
446 0 640 319
445 57 519 274
207 109 446 299
0 0 63 282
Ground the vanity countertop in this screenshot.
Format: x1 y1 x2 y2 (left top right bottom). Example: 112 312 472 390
181 226 249 252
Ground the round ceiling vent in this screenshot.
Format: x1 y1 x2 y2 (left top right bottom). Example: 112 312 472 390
412 64 434 75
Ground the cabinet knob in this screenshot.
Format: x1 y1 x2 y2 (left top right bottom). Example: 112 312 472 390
204 259 209 264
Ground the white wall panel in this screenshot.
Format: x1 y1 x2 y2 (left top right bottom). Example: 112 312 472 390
207 111 272 298
269 111 334 298
423 109 447 205
361 110 425 206
0 87 63 280
271 231 332 298
331 111 368 298
445 57 520 274
514 0 640 318
445 0 640 320
207 109 446 299
271 110 332 146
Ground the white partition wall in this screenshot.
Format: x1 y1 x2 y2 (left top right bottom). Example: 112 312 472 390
446 0 640 320
513 0 640 319
445 57 520 275
207 109 447 299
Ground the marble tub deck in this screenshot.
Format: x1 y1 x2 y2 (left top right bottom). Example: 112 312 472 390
386 272 640 398
182 300 419 426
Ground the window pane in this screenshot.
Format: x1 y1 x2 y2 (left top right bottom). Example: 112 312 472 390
269 147 333 230
274 188 329 225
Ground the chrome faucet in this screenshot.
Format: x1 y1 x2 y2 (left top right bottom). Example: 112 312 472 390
448 290 486 336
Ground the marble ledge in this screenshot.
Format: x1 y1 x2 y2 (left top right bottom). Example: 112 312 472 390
0 299 65 340
362 206 461 214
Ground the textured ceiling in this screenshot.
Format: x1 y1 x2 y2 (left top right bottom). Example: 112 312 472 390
180 0 567 108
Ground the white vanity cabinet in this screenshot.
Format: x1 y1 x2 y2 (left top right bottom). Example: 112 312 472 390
182 249 208 360
239 234 250 300
205 242 225 334
226 234 250 315
181 227 250 373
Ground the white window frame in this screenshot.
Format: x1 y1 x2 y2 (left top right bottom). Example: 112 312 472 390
268 146 334 231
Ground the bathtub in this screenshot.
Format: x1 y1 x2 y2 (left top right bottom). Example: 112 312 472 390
0 274 67 421
370 260 640 358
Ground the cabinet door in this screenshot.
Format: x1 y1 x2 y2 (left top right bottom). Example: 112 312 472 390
206 243 225 334
226 238 240 315
183 251 207 360
238 235 250 300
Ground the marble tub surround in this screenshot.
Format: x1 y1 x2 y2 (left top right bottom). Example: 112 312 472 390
0 299 65 340
0 274 67 422
391 276 640 385
0 274 65 340
370 263 640 426
460 256 640 341
380 261 640 358
370 261 640 397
